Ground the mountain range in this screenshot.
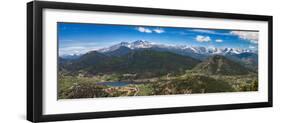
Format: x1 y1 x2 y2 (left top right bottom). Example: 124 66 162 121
59 40 258 77
62 40 257 60
99 40 256 57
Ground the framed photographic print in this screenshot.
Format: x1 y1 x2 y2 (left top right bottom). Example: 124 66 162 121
27 1 273 122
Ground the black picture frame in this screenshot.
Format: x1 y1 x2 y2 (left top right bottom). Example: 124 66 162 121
27 1 273 122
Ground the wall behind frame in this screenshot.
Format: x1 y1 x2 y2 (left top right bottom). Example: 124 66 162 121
0 0 280 123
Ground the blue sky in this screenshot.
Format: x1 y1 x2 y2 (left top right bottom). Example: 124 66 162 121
58 22 258 56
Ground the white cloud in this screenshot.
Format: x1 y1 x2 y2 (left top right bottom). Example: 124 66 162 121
195 35 211 42
191 29 230 36
153 28 165 33
58 41 114 56
215 39 223 43
59 46 89 56
136 27 165 34
136 27 152 33
230 31 258 44
249 40 258 44
249 45 256 49
59 46 106 56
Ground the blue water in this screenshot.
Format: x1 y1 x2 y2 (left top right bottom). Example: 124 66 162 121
97 82 133 87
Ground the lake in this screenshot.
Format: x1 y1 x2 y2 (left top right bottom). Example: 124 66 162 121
96 82 133 87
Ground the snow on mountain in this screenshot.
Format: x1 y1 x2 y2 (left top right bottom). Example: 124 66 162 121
130 40 153 49
98 42 130 53
97 40 255 56
60 54 82 60
99 40 153 53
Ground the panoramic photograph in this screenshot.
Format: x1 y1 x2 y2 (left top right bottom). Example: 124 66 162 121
58 22 259 99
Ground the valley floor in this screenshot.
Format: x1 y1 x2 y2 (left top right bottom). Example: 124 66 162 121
58 72 258 99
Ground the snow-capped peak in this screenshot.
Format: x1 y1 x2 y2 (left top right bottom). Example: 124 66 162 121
130 40 153 49
99 40 153 52
98 40 255 55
